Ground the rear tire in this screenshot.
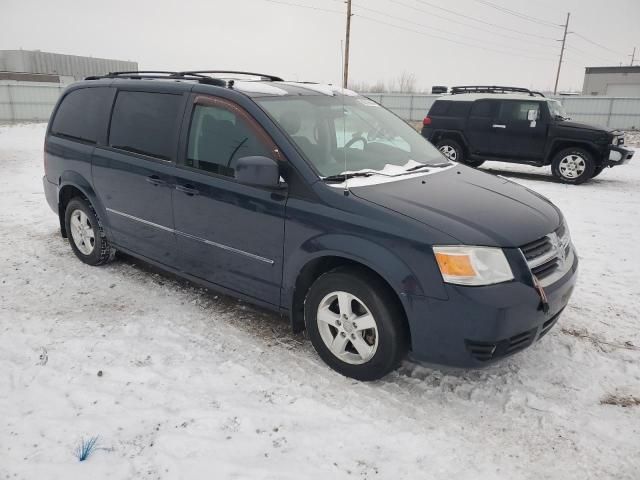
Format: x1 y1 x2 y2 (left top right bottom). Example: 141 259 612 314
304 266 408 381
435 139 484 167
64 198 115 266
551 147 595 184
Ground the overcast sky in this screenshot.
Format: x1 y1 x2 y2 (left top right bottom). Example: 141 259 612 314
2 0 638 92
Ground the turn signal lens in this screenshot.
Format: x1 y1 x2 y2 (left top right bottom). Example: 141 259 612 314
435 252 476 277
433 246 514 286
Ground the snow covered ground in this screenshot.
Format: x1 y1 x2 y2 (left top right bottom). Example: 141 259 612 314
1 123 639 479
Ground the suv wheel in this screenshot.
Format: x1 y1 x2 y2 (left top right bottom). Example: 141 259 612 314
551 148 595 184
304 267 408 381
64 198 115 266
436 139 484 167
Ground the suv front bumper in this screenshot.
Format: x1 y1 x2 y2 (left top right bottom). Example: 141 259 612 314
404 253 578 367
606 145 634 167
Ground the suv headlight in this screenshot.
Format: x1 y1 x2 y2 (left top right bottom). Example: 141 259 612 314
433 246 514 286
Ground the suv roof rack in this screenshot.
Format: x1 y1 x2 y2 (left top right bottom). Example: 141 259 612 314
179 70 284 82
450 86 545 97
85 71 228 86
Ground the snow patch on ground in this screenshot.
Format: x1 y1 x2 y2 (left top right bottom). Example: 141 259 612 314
1 123 639 479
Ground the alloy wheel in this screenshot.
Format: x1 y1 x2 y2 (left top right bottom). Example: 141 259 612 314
438 145 457 161
69 209 96 255
559 154 586 179
316 291 379 365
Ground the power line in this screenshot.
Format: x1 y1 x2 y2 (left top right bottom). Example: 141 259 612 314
407 0 558 41
572 32 626 56
355 13 557 62
472 0 561 28
263 0 342 14
352 2 554 55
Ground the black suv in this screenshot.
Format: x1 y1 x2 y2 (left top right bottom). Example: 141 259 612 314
422 86 634 184
44 72 578 380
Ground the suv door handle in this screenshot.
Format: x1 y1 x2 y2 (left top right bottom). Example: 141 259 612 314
492 124 506 129
146 175 167 186
175 184 200 196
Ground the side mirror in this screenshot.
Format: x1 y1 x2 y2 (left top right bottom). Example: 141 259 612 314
527 109 538 121
234 156 283 188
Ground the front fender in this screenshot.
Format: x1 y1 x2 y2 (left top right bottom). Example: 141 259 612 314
283 233 447 320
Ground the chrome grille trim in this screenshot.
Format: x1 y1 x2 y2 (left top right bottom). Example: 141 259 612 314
520 226 573 286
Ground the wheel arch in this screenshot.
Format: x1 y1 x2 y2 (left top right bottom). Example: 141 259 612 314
286 243 419 348
57 171 109 238
546 140 603 166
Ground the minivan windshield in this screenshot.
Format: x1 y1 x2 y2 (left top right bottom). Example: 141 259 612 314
256 95 449 178
547 99 570 120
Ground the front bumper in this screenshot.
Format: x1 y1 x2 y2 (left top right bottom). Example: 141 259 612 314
404 253 578 367
605 145 634 167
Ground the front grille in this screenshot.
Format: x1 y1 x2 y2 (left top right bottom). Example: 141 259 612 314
521 236 553 261
520 226 571 283
465 310 563 362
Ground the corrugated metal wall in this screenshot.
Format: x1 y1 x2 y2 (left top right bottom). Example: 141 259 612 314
1 85 639 129
0 50 137 80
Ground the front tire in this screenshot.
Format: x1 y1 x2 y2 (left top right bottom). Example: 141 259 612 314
551 148 595 184
64 198 115 266
304 266 408 381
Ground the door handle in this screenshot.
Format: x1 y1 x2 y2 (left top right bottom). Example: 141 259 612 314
176 184 200 196
492 124 506 129
146 175 167 186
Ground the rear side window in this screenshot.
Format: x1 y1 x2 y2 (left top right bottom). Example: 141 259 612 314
429 101 471 117
109 91 183 161
429 101 449 116
51 88 113 143
470 100 495 117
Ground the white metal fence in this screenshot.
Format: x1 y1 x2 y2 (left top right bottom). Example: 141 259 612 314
0 84 64 123
364 93 640 130
1 84 639 130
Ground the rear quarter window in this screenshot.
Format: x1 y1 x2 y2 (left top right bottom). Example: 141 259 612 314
429 101 471 117
50 87 114 144
470 100 495 117
109 91 184 161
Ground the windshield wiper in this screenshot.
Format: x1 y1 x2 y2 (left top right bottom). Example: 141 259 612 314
322 172 375 183
403 162 449 173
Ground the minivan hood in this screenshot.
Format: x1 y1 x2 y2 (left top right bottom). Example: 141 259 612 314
351 166 561 247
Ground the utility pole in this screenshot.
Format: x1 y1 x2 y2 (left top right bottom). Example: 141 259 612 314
553 12 570 95
630 47 637 66
343 0 352 88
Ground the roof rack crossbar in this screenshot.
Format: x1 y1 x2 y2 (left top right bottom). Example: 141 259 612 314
85 71 226 86
179 70 284 82
450 86 545 97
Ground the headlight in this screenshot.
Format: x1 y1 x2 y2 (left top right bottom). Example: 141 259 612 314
433 246 514 286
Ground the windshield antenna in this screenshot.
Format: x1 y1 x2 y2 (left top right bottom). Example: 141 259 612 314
340 40 349 196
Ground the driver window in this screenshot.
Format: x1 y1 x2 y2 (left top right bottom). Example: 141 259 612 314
186 103 272 177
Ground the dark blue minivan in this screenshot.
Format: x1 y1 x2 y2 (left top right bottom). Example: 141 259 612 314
43 71 578 380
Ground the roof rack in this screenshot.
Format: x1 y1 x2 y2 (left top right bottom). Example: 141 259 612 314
85 71 227 86
450 86 545 97
179 70 284 82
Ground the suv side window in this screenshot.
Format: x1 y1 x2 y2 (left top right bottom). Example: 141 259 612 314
109 91 183 161
51 87 113 144
499 101 541 122
185 100 273 177
470 100 495 118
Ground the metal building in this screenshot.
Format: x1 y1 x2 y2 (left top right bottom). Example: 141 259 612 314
582 66 640 96
0 49 137 84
